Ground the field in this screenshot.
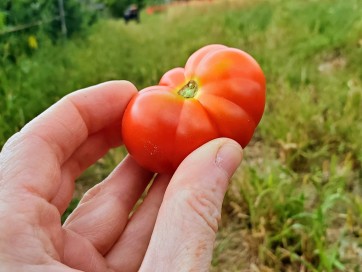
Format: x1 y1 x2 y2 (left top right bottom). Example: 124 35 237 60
1 0 362 271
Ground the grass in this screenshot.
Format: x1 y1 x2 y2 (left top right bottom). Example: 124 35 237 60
1 0 362 270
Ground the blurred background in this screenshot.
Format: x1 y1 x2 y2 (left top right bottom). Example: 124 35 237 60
0 0 361 271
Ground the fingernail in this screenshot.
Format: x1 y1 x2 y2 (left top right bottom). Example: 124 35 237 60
215 141 243 178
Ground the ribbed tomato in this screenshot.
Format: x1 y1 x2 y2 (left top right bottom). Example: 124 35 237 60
122 44 266 174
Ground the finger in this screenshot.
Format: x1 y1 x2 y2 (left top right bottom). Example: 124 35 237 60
63 228 109 272
1 81 137 200
21 80 137 164
63 156 153 255
62 120 123 181
52 121 122 214
140 138 242 272
106 174 171 272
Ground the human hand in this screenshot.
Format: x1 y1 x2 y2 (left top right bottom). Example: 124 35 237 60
0 81 242 272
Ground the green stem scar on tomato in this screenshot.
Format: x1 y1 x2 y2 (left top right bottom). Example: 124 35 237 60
178 80 198 98
122 44 266 174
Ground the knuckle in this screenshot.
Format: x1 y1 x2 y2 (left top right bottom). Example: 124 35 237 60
181 189 222 233
80 183 104 203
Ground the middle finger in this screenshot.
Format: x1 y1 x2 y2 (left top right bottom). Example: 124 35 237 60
63 155 153 255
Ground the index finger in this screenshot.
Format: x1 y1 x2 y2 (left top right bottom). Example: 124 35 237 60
0 81 137 197
22 80 137 163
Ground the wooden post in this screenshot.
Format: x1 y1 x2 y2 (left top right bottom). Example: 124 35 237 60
58 0 67 36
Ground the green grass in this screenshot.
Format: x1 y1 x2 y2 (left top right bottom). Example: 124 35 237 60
1 0 362 270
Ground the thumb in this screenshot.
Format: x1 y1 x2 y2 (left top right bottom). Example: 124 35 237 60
140 138 243 272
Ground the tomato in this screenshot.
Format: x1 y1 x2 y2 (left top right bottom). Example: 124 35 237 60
122 44 266 174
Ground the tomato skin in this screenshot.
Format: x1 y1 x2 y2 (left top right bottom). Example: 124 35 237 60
122 44 266 174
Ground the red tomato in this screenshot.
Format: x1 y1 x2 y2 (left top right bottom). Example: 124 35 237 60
122 44 266 173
